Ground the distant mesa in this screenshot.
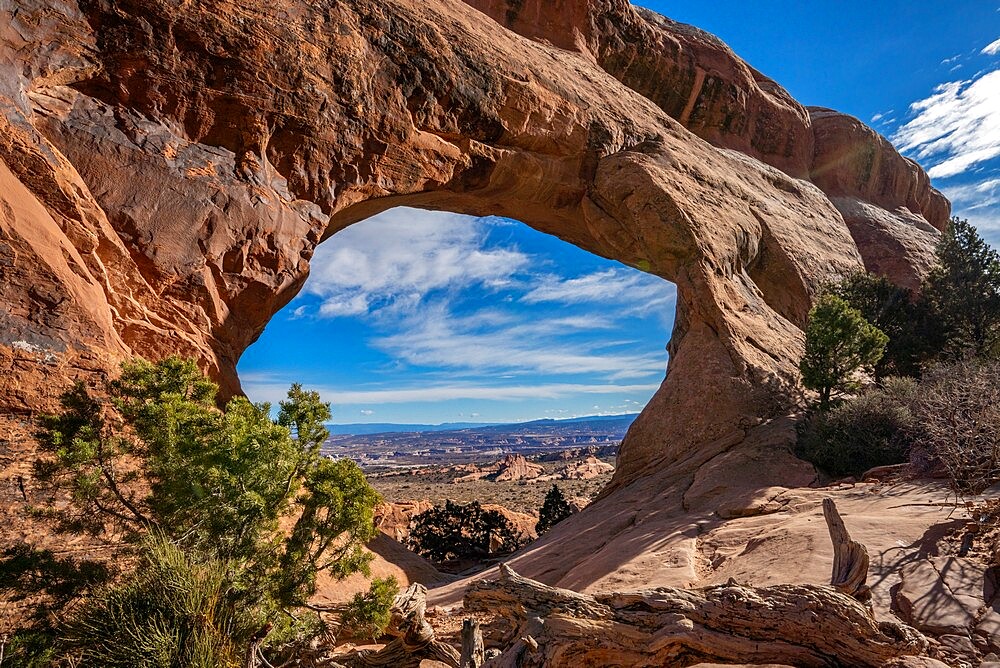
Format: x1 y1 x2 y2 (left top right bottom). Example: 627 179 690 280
454 452 615 483
325 414 638 438
325 421 499 436
455 453 544 482
546 455 615 481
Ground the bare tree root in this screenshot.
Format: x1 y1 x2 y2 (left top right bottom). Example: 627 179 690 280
463 498 927 668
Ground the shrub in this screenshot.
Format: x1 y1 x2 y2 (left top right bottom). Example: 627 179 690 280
800 294 888 409
63 536 252 668
340 576 400 640
408 500 524 563
536 485 572 534
797 379 916 477
909 359 1000 495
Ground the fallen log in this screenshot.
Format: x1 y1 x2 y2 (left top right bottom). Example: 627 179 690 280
465 565 924 667
464 498 927 668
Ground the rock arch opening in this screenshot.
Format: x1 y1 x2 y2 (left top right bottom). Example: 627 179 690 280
238 206 676 443
0 0 947 501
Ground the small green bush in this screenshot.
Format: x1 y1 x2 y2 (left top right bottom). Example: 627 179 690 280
63 536 251 668
797 379 916 477
408 500 524 563
340 576 399 640
800 294 888 409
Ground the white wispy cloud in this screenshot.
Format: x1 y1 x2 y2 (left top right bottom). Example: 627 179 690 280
521 268 675 312
941 178 1000 210
240 373 661 406
304 208 529 318
961 209 1000 235
371 302 666 381
983 38 1000 56
291 208 675 384
892 68 1000 178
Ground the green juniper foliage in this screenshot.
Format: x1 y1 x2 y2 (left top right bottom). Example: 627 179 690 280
797 219 1000 487
31 357 386 664
800 294 888 410
535 484 572 534
922 217 1000 358
796 378 916 477
340 575 400 641
831 272 927 379
63 536 251 668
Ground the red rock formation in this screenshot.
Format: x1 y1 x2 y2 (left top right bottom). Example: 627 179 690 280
0 0 951 601
560 455 615 480
376 500 435 542
492 454 544 482
809 108 948 289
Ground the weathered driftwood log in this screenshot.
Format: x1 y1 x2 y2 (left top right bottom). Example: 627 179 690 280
334 583 460 668
461 618 485 668
823 497 872 602
465 562 925 667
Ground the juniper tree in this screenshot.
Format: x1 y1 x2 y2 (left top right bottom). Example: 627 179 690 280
922 217 1000 358
408 500 523 563
831 272 926 379
536 484 572 534
34 356 388 662
800 294 888 410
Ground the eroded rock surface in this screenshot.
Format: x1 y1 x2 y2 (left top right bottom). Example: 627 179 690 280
492 454 545 482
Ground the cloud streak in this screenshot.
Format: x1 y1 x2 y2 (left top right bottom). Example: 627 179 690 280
892 68 1000 178
941 178 1000 211
293 207 675 383
240 373 661 406
305 208 530 318
521 268 675 313
372 302 667 381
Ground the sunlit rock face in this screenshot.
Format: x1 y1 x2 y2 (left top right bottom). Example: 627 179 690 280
0 0 945 496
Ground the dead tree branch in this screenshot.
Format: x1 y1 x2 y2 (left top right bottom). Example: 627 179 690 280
823 497 871 602
464 561 925 668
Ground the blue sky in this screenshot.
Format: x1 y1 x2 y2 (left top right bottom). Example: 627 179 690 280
239 211 675 424
239 2 1000 425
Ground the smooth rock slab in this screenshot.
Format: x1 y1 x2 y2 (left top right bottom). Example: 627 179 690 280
896 557 991 636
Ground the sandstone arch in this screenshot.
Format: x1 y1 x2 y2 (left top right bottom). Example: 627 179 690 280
2 0 948 582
